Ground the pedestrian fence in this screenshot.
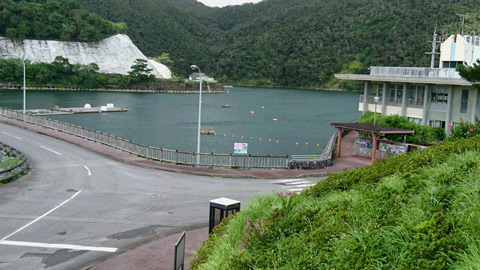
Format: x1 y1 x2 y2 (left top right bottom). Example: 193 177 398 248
0 108 289 169
0 141 29 183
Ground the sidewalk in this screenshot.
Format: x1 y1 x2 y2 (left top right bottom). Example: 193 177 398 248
89 227 208 270
0 117 370 179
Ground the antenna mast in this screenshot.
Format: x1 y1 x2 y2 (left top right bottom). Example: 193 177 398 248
426 28 440 68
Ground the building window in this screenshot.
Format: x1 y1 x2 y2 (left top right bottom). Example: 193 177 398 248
429 120 446 128
431 87 449 104
442 61 463 69
461 89 469 113
408 117 421 125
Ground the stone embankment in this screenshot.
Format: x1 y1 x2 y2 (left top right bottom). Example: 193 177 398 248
0 141 29 183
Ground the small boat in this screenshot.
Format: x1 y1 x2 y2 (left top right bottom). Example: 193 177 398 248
222 104 230 108
200 130 217 135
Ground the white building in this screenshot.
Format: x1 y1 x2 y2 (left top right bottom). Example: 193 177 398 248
336 33 480 136
189 73 216 82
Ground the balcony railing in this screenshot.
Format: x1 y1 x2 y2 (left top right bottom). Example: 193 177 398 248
370 66 461 79
359 95 424 108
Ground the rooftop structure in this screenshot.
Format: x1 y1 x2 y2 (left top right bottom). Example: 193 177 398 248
336 32 480 136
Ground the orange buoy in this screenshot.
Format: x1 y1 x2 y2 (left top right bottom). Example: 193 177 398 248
250 111 255 114
273 118 278 122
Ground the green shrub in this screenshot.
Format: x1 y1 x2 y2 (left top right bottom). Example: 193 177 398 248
192 135 480 269
358 111 445 143
448 118 480 140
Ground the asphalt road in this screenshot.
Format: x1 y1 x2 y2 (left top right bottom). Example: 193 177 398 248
0 123 321 269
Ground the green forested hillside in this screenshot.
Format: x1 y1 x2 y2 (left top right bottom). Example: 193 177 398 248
0 0 127 42
2 0 478 87
77 0 480 88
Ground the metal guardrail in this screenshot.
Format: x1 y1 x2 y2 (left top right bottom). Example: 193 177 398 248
0 141 29 183
288 132 337 170
0 107 288 169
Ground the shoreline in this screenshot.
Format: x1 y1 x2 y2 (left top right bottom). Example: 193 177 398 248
0 87 228 94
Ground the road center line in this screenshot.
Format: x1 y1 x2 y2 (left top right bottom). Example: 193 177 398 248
0 240 117 253
1 190 82 241
83 165 91 176
1 132 22 140
40 146 62 155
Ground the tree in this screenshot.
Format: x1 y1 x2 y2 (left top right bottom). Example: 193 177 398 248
458 60 480 90
151 53 174 68
128 59 152 83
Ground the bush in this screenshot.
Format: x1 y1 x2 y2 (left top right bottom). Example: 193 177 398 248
358 112 445 143
448 118 480 140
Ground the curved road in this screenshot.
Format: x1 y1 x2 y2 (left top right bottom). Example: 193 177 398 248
0 123 321 269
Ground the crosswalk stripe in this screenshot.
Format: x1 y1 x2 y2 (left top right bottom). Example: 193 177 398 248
288 188 304 192
271 179 305 183
283 181 310 186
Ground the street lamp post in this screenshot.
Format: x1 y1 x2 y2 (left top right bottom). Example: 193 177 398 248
373 96 380 126
190 65 203 165
2 55 26 120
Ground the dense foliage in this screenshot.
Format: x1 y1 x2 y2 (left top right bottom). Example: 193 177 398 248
77 0 480 88
0 56 161 89
357 111 445 144
192 135 480 269
0 0 127 42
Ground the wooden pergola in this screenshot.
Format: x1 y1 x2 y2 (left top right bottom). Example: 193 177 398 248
331 123 415 163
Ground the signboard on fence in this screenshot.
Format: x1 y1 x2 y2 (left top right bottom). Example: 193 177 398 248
174 231 186 270
234 143 248 154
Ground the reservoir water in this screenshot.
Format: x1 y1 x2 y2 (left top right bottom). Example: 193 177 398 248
0 87 361 156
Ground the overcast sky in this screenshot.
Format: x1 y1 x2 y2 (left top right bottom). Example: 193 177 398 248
197 0 263 7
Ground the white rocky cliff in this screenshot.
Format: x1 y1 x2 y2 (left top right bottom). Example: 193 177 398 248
0 34 172 79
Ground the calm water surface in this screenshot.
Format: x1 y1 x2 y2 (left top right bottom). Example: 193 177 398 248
0 87 361 155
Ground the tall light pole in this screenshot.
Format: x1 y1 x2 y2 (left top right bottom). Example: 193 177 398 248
190 65 203 165
2 55 26 119
373 96 380 126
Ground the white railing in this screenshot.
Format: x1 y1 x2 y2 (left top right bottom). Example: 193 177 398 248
359 95 424 107
0 108 289 169
370 66 461 79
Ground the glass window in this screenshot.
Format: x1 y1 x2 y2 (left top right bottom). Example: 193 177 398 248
461 89 469 113
431 87 448 104
429 120 446 128
418 87 425 102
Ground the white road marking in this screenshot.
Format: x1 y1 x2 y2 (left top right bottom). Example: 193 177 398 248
283 181 310 186
271 179 305 183
293 184 314 188
83 165 92 176
0 240 117 253
288 188 304 192
1 190 82 241
40 146 62 155
1 132 22 140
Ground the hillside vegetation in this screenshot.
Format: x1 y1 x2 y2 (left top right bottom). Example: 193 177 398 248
77 0 480 88
192 135 480 269
0 0 127 42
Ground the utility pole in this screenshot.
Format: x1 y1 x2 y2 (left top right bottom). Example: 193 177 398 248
457 14 467 36
426 28 440 68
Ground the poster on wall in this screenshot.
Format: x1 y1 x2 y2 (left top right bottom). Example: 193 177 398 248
234 143 248 154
